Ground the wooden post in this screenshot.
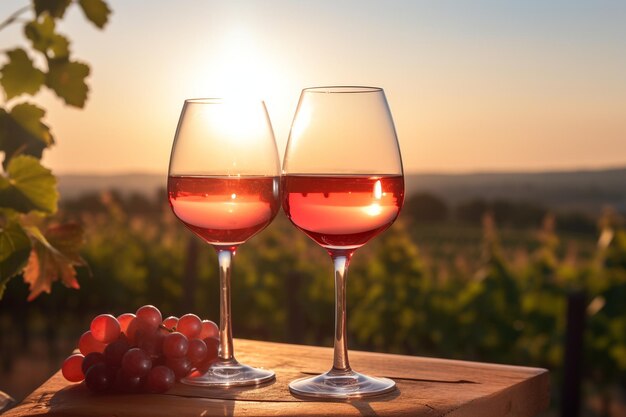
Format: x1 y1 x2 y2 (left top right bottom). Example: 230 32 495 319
561 290 586 417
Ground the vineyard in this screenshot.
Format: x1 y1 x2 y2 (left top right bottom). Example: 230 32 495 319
0 189 625 415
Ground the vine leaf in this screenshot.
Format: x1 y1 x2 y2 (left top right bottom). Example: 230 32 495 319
24 15 54 51
0 155 58 214
46 59 90 108
34 0 72 18
0 103 54 167
0 49 45 100
0 221 32 298
78 0 112 29
23 223 85 301
24 16 70 60
48 34 70 60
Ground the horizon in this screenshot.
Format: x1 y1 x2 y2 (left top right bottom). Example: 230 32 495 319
54 163 626 177
56 164 626 216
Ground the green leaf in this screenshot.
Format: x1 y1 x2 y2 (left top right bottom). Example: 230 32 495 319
0 221 32 298
8 103 52 146
0 49 45 100
47 34 70 60
78 0 112 29
34 0 72 18
24 16 70 60
0 103 54 167
24 15 54 50
0 155 58 214
0 207 20 220
23 223 85 301
46 59 90 108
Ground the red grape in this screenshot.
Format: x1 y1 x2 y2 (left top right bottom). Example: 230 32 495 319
113 370 144 393
85 363 113 392
90 314 121 343
166 357 192 380
78 331 106 355
196 362 210 373
67 307 220 394
162 316 178 330
163 332 188 359
177 314 201 338
146 366 175 393
137 330 163 358
126 317 155 346
62 354 85 382
136 305 162 329
198 320 219 339
104 338 131 367
187 338 208 365
187 369 205 378
197 337 220 372
117 313 136 334
204 336 219 361
82 352 105 374
121 348 152 377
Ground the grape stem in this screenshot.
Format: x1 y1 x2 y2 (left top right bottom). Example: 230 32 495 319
158 324 174 333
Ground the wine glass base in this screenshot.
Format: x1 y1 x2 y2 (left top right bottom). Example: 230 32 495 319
182 360 275 387
289 369 396 399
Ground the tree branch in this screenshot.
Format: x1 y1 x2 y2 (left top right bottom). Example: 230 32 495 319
0 5 31 32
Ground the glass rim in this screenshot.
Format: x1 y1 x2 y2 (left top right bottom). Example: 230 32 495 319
302 86 383 94
183 98 266 104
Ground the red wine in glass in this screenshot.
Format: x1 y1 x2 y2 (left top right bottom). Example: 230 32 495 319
168 176 280 246
282 175 404 250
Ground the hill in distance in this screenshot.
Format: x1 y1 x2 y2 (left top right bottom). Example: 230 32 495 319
58 167 626 215
405 167 626 214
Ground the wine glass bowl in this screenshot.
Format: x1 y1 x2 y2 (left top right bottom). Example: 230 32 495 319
167 98 280 386
283 86 404 398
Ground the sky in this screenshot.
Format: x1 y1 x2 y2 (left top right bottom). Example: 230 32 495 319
1 0 625 174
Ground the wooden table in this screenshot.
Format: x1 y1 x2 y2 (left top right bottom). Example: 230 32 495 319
3 339 549 417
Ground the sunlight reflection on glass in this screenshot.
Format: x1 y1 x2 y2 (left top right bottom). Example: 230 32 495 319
290 100 312 143
373 180 382 199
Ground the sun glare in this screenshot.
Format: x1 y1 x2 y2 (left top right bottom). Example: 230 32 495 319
194 27 286 101
362 180 385 217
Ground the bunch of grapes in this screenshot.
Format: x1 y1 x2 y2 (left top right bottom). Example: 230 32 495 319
61 305 219 393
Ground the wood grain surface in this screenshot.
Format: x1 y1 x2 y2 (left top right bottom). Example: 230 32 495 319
3 339 549 417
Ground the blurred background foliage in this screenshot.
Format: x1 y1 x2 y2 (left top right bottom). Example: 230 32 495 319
1 189 625 416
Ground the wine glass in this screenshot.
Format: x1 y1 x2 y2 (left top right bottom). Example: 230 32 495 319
283 86 404 399
167 98 280 386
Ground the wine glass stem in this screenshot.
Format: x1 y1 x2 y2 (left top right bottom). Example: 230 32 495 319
331 252 354 374
217 248 236 363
